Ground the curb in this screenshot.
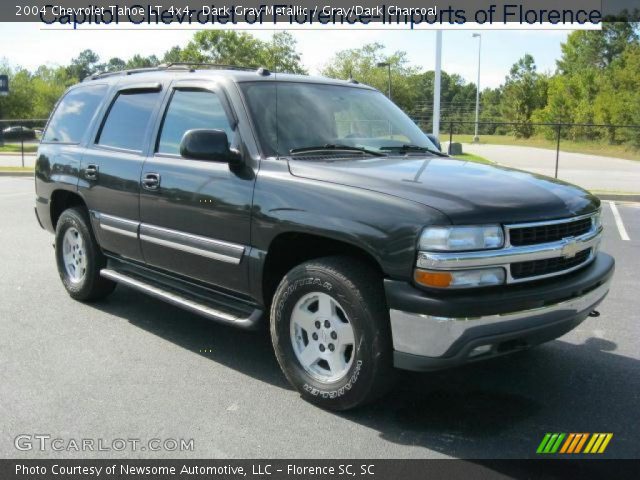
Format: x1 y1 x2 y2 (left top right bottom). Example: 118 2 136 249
595 193 640 203
0 171 33 177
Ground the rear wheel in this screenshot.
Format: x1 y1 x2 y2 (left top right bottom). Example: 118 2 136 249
55 207 116 301
270 256 394 410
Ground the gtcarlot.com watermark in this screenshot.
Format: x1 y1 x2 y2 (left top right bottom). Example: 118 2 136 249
15 434 194 453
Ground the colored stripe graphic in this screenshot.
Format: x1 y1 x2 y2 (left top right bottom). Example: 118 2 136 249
584 434 598 453
560 433 574 453
544 434 559 453
550 433 565 453
538 433 613 454
567 433 583 453
598 434 614 453
574 433 589 453
537 433 552 453
585 433 614 454
537 433 566 454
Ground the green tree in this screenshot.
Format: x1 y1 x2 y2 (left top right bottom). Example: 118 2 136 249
557 24 638 74
178 31 305 73
479 87 505 134
66 49 102 80
30 66 73 118
501 54 547 138
408 71 477 132
0 62 73 119
161 46 187 64
594 44 640 146
261 32 306 74
321 43 420 112
125 54 160 69
105 57 126 71
537 25 639 142
0 65 36 119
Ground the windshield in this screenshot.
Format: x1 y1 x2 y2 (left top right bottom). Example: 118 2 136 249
239 81 438 157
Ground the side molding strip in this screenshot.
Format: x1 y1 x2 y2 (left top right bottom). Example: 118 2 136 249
96 212 139 239
139 224 245 265
91 211 246 265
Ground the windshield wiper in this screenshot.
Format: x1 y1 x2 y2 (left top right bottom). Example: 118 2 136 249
289 144 385 157
380 144 448 157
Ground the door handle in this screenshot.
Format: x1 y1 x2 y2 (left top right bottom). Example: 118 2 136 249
142 172 160 191
85 164 98 181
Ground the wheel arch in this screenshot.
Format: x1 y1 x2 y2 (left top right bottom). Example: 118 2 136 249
50 189 88 230
260 231 384 309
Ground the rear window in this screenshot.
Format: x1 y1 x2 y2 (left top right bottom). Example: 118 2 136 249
97 90 160 151
43 84 107 144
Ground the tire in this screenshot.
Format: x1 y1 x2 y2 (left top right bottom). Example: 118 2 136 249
55 207 116 301
270 256 394 411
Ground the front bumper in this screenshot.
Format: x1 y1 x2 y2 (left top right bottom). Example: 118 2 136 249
386 252 614 371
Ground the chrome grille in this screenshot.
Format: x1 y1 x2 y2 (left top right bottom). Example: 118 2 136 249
509 217 592 246
511 248 592 279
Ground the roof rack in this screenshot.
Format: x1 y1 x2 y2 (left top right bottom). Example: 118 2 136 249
84 63 267 82
162 62 261 72
84 66 163 81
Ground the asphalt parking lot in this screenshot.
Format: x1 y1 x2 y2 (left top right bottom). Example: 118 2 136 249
1 176 639 459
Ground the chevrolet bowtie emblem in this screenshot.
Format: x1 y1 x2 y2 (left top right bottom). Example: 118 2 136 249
561 238 580 258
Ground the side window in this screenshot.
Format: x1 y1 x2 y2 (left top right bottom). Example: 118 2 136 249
157 89 233 156
43 84 107 143
97 90 160 151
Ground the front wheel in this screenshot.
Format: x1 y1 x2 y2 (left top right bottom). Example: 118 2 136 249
270 256 394 410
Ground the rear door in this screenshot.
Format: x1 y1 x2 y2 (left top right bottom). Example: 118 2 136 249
80 82 165 262
138 80 254 294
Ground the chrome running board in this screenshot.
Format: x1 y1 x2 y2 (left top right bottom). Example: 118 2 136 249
100 268 261 330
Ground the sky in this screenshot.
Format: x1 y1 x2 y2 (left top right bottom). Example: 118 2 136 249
0 24 572 88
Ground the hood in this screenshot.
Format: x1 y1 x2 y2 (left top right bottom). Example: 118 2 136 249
288 156 600 224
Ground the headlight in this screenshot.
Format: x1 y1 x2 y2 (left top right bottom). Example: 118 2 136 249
592 211 602 231
419 225 504 251
414 267 506 289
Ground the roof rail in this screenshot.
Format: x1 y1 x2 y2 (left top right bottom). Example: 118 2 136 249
84 63 267 82
83 66 175 82
161 62 262 72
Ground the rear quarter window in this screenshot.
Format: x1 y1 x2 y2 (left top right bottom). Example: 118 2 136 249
43 84 108 144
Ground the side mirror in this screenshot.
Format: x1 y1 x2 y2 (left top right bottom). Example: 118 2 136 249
179 129 241 165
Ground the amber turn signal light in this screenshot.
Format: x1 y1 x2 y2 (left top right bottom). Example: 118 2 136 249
414 269 453 288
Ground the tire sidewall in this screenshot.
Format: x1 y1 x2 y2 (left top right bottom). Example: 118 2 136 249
271 264 382 410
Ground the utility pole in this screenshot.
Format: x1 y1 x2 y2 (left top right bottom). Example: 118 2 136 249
376 62 392 100
472 33 482 143
433 30 442 140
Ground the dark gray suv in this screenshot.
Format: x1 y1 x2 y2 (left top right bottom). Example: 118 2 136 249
34 64 614 410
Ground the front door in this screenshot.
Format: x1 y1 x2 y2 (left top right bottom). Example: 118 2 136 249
138 81 254 294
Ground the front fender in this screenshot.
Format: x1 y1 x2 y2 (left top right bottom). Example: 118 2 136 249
251 161 449 280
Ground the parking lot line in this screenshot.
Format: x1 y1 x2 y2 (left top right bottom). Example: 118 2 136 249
608 201 630 241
